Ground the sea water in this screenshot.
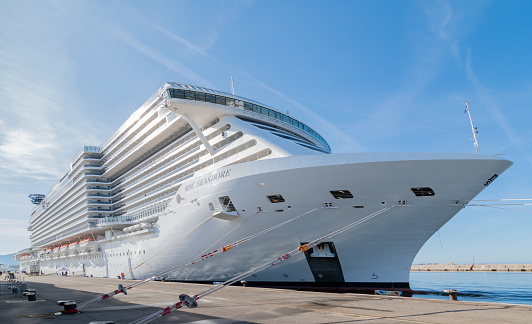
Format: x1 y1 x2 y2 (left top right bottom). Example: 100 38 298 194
410 271 532 305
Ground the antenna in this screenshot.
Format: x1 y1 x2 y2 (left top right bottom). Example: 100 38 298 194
230 76 235 95
465 102 480 154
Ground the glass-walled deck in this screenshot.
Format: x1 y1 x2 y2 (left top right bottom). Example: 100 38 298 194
166 87 331 153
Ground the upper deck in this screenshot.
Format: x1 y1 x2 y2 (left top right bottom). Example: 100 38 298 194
162 82 331 153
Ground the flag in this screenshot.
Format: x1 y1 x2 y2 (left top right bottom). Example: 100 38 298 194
464 102 469 114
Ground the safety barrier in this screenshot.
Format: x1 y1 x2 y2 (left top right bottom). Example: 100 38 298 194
0 282 28 297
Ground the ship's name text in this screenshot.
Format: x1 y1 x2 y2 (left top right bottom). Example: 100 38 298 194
185 169 231 191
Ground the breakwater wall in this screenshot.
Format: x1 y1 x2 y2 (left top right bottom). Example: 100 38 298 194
411 263 532 272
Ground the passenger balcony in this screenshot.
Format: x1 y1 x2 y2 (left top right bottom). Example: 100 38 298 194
83 166 104 172
83 164 103 168
87 201 113 205
83 156 102 160
88 207 113 212
85 179 110 184
84 172 104 176
86 187 112 191
86 193 113 197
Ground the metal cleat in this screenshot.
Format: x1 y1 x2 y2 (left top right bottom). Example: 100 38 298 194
118 283 127 295
179 294 198 308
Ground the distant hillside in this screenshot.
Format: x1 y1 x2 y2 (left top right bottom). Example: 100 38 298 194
0 254 18 266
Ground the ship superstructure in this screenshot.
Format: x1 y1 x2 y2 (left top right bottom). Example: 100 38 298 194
16 83 512 290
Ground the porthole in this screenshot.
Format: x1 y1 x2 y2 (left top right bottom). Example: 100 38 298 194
267 195 285 203
411 187 435 197
330 190 353 199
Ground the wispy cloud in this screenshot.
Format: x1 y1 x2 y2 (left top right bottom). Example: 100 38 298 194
0 3 100 181
422 0 453 39
156 26 217 61
335 1 458 148
111 27 213 88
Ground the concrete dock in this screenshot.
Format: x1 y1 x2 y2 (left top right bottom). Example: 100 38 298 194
2 275 531 323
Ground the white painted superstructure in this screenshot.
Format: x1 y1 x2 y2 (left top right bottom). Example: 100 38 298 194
16 83 512 290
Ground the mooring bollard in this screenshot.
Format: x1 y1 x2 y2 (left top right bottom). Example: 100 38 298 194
57 300 78 314
23 289 36 301
444 289 458 301
241 280 247 287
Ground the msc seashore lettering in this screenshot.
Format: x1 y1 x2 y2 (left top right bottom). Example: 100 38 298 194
185 169 231 191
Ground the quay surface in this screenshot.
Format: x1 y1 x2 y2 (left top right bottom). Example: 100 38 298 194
2 275 531 323
411 263 532 272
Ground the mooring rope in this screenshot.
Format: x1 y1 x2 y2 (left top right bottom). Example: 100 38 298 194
469 205 532 214
77 207 320 310
131 213 216 271
463 198 532 214
464 198 532 202
129 206 393 324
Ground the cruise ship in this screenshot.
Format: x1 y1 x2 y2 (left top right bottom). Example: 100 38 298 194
15 82 512 291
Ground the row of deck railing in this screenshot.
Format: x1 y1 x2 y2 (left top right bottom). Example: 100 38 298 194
97 200 169 225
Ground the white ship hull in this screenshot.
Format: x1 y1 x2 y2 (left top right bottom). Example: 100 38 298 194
28 152 511 290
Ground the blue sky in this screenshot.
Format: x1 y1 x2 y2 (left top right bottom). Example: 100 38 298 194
0 1 531 264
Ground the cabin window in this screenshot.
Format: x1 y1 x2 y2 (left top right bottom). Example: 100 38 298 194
244 102 252 111
195 92 206 101
184 90 195 100
172 89 185 99
411 187 435 197
330 190 354 199
205 93 216 103
267 195 285 203
216 95 226 105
